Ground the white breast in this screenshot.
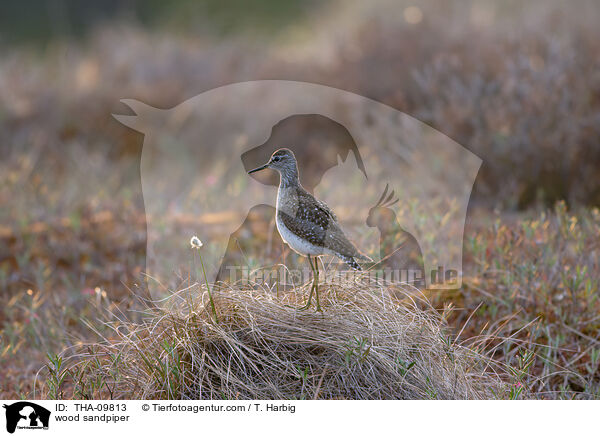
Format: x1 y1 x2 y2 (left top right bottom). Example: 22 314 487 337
275 214 324 256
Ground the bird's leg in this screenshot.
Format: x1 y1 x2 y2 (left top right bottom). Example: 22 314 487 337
314 256 322 312
298 255 316 310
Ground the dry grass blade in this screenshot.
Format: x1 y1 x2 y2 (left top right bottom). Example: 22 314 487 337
67 279 507 400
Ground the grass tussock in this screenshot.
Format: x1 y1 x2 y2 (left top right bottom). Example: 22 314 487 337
59 280 507 400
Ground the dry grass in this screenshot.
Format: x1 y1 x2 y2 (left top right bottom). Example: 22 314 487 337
48 280 508 400
443 203 600 399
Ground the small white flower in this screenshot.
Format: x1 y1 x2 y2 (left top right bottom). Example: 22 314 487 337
190 236 203 249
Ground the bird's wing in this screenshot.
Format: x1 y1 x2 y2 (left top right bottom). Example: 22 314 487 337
297 189 337 222
278 209 327 247
323 224 365 258
291 189 364 258
316 197 337 222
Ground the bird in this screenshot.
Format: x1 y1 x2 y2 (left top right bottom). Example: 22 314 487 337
247 148 369 311
366 184 425 287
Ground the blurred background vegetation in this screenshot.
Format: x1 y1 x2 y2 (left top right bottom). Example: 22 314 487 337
1 0 599 210
1 0 599 399
0 0 315 43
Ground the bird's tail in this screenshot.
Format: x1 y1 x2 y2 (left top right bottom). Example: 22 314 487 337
338 254 363 270
355 252 372 263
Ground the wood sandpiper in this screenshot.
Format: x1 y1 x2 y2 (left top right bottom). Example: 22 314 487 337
248 148 369 311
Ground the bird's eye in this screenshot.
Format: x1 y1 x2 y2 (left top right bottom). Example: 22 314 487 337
272 156 281 162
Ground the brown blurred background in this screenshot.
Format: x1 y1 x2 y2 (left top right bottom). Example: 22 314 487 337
1 0 600 398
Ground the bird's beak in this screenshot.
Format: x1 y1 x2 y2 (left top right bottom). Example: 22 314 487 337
247 163 270 174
